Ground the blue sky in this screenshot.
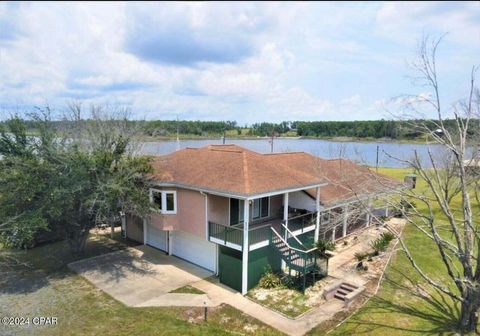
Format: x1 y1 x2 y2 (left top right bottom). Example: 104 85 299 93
0 2 478 123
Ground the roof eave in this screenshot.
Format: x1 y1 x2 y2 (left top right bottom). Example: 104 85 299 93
148 180 328 200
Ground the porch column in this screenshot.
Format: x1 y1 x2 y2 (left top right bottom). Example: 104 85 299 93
366 198 372 227
283 192 289 240
331 226 336 242
314 187 321 243
241 199 250 295
342 204 348 237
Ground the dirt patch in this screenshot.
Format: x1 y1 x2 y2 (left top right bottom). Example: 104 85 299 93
248 276 337 318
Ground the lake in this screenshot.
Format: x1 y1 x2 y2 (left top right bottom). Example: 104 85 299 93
138 138 444 168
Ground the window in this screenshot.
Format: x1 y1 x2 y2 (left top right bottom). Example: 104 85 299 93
252 197 269 220
150 189 177 214
152 190 162 211
230 199 245 225
230 197 269 224
166 193 175 212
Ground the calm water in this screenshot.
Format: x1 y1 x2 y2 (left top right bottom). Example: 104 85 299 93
138 138 444 168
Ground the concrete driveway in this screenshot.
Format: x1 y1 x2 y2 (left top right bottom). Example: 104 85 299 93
68 245 213 307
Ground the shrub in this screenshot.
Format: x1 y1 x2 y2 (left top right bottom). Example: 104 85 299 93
355 252 369 261
258 266 282 289
316 238 336 254
370 232 395 254
370 238 389 253
380 232 395 243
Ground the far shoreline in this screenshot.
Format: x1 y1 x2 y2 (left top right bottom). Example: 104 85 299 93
135 135 433 145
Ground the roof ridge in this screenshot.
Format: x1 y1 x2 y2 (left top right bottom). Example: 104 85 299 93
210 148 243 153
263 151 305 155
242 151 250 194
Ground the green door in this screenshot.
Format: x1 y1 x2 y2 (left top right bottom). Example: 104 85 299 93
219 246 242 292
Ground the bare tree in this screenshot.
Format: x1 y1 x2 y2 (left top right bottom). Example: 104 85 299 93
367 36 479 333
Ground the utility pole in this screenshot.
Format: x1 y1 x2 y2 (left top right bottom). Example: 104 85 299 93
270 129 275 153
375 145 379 173
176 115 180 151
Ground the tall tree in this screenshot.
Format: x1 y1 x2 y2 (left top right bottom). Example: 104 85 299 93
0 104 152 253
374 36 479 333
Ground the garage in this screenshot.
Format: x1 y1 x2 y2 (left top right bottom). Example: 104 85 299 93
170 231 216 272
146 224 168 252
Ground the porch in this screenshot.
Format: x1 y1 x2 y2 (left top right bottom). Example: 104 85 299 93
208 210 318 252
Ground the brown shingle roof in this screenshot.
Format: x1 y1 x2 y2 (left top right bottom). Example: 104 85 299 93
149 144 326 197
265 152 403 207
149 144 402 203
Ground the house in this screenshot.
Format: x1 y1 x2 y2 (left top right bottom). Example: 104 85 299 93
125 144 402 294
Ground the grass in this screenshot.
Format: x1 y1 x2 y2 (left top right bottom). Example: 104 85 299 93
169 285 205 295
308 167 479 335
0 236 282 336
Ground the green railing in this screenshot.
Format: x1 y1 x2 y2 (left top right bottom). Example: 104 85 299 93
208 221 243 248
248 224 272 246
283 212 316 235
271 226 327 292
208 221 274 250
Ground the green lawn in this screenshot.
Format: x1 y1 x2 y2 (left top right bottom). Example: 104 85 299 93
169 285 206 295
309 167 479 335
0 236 282 336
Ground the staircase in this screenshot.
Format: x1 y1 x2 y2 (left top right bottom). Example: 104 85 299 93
323 281 365 307
270 227 327 291
333 282 358 301
271 233 306 271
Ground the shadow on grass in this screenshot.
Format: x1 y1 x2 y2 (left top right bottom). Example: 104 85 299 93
338 265 460 335
0 234 142 295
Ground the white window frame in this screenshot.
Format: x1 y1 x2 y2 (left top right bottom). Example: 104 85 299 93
150 188 177 215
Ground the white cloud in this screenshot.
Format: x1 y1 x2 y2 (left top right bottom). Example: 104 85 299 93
0 2 477 122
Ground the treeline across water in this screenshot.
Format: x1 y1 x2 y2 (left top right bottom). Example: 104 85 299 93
5 118 478 140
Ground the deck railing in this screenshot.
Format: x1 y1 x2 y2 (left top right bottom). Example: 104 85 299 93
208 221 274 251
208 221 243 248
283 212 316 235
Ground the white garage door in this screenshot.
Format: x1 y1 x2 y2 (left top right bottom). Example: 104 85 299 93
171 231 216 272
146 224 167 252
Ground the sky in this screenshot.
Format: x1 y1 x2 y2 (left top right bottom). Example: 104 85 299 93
0 1 479 123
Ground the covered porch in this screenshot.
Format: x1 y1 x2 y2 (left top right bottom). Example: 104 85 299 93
207 185 325 295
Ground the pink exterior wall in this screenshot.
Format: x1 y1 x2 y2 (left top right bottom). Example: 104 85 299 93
149 187 206 239
269 194 283 219
208 194 229 224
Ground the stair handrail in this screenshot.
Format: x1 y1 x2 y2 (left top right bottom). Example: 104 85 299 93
281 222 308 250
271 227 317 254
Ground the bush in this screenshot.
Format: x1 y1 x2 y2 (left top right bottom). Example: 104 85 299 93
370 238 388 254
316 238 336 254
258 266 282 289
370 231 395 254
380 232 395 243
355 252 369 261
